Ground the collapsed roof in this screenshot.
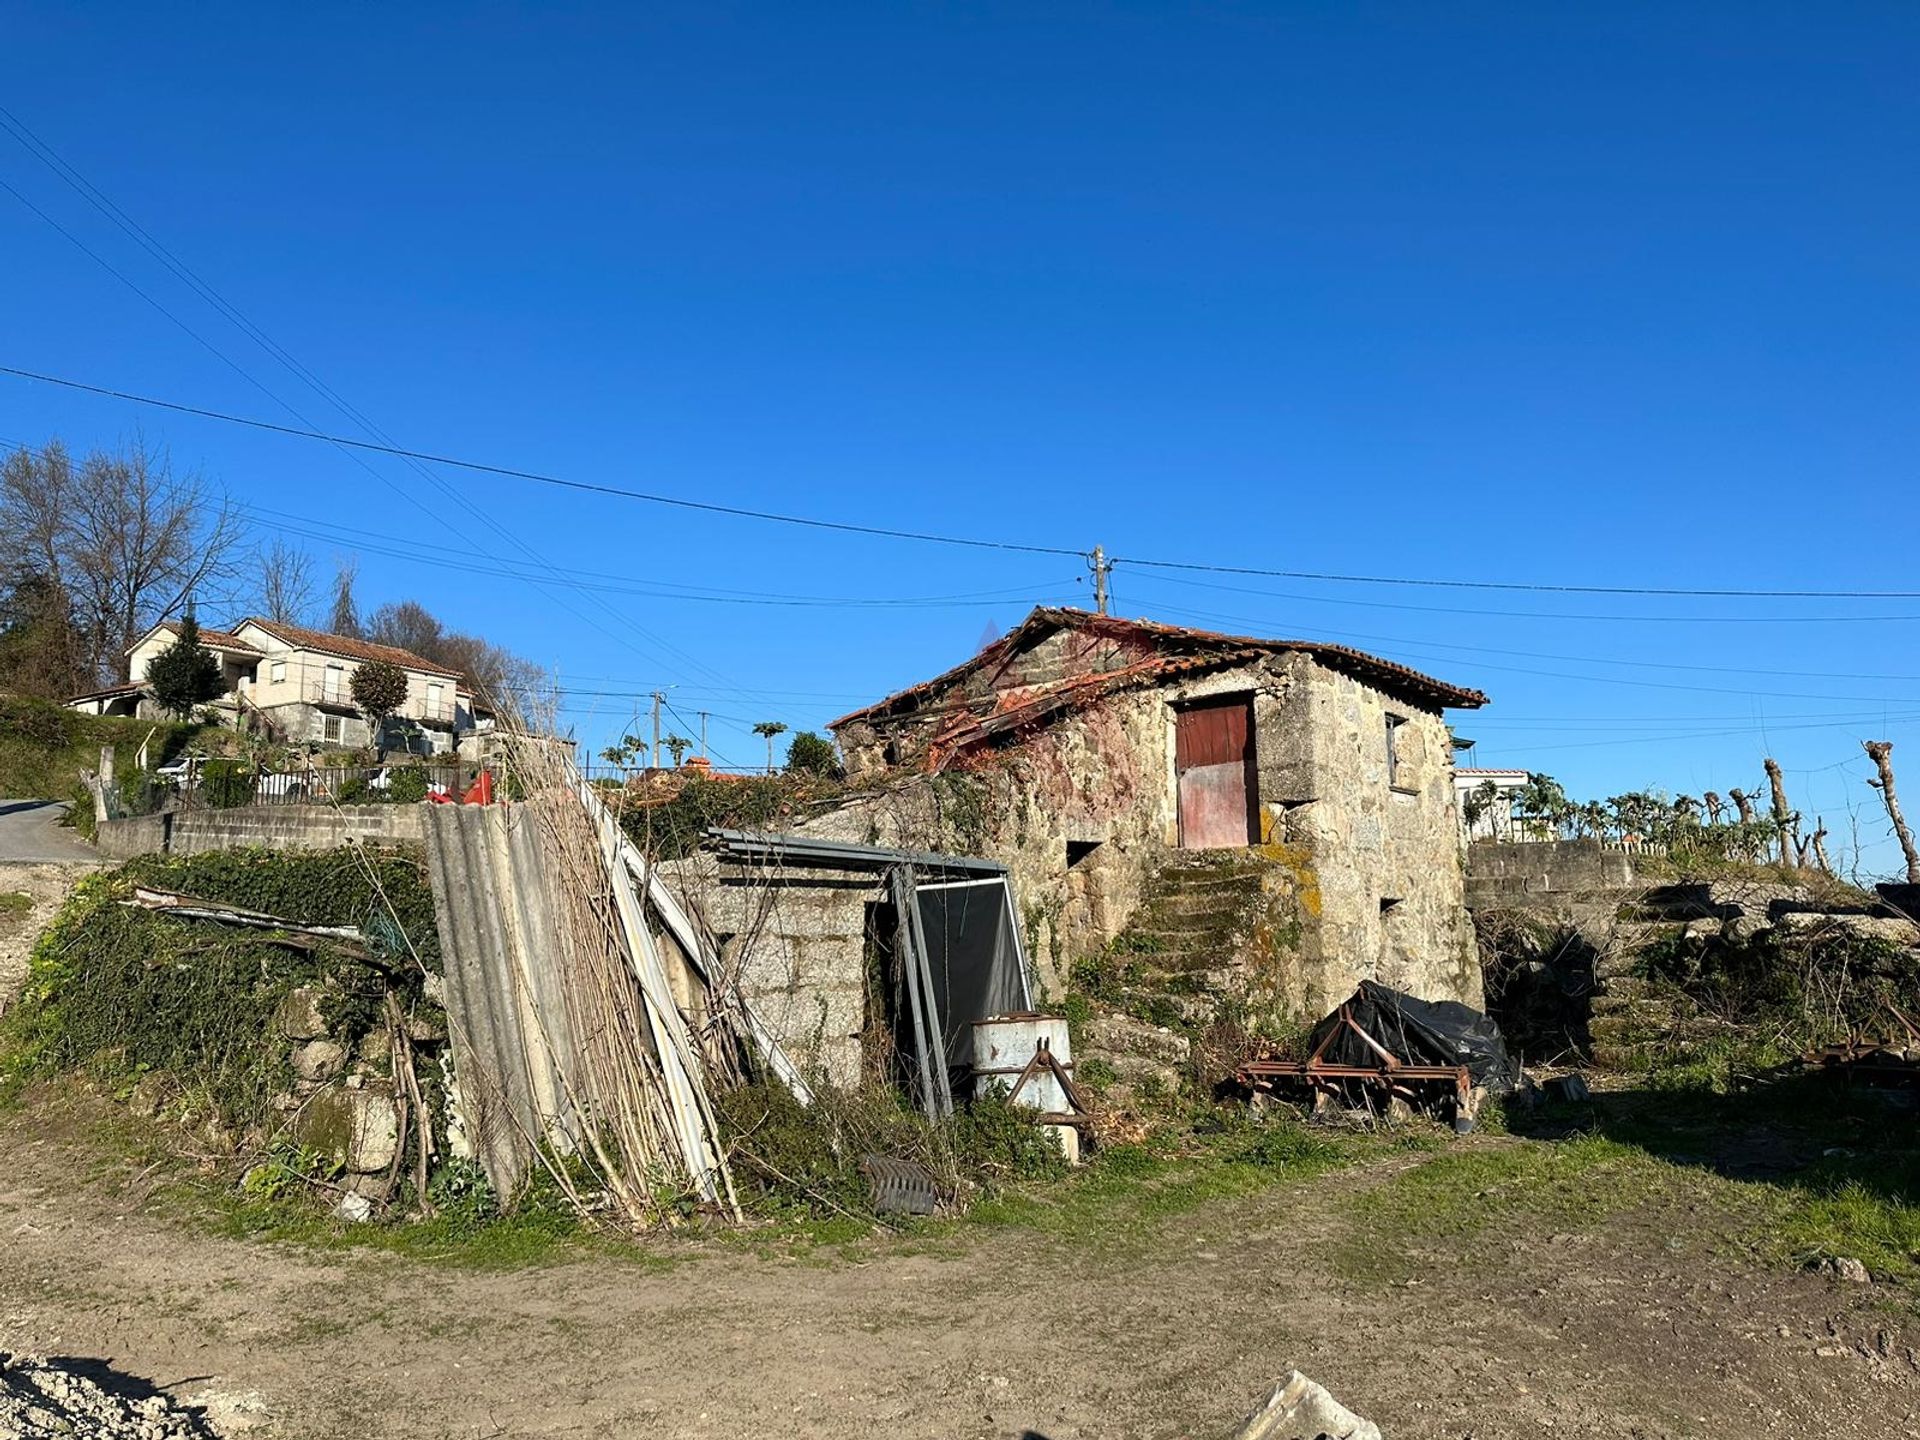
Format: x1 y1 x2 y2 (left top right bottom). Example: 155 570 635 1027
831 606 1488 746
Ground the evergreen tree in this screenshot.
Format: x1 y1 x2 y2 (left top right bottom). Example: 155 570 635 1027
146 606 225 718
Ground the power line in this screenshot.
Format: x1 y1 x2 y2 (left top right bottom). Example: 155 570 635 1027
0 119 756 691
0 364 1084 559
1111 552 1920 600
8 361 1916 603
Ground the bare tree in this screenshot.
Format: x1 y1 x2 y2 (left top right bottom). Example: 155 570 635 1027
328 558 363 638
1810 817 1833 874
1763 759 1797 866
1864 740 1920 884
1702 791 1724 826
253 538 319 625
2 436 241 684
1729 788 1755 825
368 599 445 659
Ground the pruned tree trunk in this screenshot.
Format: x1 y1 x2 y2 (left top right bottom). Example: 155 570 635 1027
1703 791 1724 826
1865 740 1920 884
1729 788 1754 825
1810 817 1833 873
1764 758 1797 867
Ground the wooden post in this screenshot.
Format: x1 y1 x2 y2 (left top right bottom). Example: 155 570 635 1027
1864 740 1920 884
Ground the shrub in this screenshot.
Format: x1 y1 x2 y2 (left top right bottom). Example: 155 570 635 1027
386 768 430 804
201 757 255 809
785 731 844 780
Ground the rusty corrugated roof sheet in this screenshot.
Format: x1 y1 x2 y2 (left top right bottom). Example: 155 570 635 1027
830 606 1488 732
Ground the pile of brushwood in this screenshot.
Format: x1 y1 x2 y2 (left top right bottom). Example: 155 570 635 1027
716 1080 1068 1224
0 846 453 1215
1632 916 1919 1081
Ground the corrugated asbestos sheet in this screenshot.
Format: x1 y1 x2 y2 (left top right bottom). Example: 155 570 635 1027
423 803 582 1196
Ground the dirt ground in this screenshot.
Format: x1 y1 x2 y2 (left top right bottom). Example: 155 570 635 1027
1 1099 1915 1440
0 862 90 1019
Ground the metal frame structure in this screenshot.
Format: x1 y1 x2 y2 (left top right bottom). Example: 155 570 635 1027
1237 996 1478 1131
707 827 1036 1121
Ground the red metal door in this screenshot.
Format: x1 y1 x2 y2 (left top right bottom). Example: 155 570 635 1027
1175 698 1256 849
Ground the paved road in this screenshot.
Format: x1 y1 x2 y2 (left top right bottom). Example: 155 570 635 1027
0 800 102 865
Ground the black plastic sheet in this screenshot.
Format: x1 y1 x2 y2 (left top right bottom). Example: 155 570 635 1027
1309 980 1521 1093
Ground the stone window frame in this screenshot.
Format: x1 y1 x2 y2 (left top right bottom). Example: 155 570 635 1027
1385 712 1419 795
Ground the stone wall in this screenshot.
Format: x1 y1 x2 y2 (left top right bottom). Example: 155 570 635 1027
96 803 425 860
658 855 877 1090
804 650 1479 1016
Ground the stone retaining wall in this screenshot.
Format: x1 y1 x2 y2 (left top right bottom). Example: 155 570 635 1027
95 803 424 859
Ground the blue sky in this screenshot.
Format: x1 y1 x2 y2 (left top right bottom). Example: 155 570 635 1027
3 3 1917 876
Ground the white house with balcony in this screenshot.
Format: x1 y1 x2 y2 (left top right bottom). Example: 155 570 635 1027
69 617 475 754
1454 767 1534 842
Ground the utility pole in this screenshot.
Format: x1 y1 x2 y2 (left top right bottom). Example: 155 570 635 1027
1089 544 1111 616
650 690 665 772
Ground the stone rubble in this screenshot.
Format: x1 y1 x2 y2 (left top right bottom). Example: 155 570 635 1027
0 1350 218 1439
1231 1370 1382 1440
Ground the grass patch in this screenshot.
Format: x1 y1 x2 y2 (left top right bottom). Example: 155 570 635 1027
0 891 31 924
196 1182 641 1270
0 696 203 807
959 1113 1403 1251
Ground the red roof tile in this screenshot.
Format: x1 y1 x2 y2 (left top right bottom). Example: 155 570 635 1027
240 618 465 678
830 606 1487 732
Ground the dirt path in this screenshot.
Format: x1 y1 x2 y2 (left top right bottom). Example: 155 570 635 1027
1 1106 1913 1440
0 862 90 1017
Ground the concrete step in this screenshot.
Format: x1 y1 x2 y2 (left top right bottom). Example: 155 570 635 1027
1147 891 1251 919
1082 1011 1193 1066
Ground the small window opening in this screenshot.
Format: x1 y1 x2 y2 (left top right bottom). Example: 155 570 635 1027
1066 839 1103 870
1385 713 1409 789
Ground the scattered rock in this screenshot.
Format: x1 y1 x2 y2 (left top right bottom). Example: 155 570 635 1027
0 1350 217 1439
277 985 328 1042
125 1072 172 1118
335 1192 374 1223
291 1039 348 1083
1231 1371 1381 1440
1544 1073 1591 1103
344 1088 400 1174
1827 1257 1872 1284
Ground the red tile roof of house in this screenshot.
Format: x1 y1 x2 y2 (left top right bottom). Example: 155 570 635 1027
240 618 465 678
831 605 1488 732
148 621 263 656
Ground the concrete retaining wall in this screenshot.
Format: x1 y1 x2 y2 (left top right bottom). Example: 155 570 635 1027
1465 839 1648 900
95 803 425 859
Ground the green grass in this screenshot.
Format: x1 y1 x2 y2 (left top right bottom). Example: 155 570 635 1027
197 1184 654 1270
0 892 31 924
957 1117 1413 1251
0 696 203 809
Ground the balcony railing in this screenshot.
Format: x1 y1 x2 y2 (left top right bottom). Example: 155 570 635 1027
243 666 459 725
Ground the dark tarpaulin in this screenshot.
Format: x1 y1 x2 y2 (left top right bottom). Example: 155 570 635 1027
913 878 1030 1070
1310 980 1521 1093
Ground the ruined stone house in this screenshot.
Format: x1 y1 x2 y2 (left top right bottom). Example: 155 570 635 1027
688 608 1491 1088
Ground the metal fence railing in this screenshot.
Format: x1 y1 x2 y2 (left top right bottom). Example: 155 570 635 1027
114 761 478 816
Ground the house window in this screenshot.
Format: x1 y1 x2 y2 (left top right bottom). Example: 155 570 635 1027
324 663 345 701
1386 713 1411 791
270 659 287 685
427 681 444 716
322 714 344 744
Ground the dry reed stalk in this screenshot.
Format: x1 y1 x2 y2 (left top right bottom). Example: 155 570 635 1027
489 690 739 1226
